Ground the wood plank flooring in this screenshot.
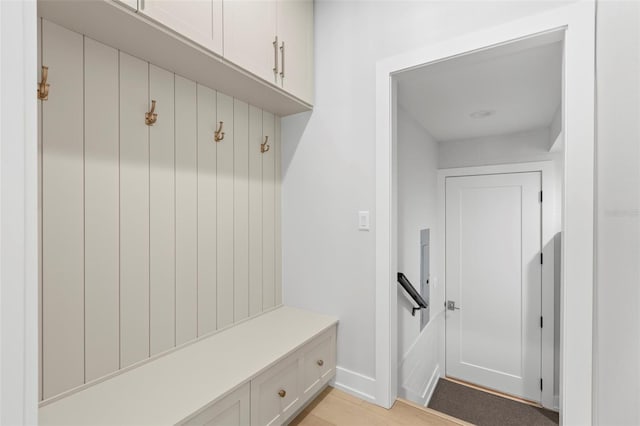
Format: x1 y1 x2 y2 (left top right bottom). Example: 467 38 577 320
289 387 469 426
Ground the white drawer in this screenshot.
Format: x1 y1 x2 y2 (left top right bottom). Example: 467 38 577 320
301 327 336 398
250 354 301 426
180 383 250 426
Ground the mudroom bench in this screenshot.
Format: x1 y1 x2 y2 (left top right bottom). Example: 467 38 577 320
39 307 338 425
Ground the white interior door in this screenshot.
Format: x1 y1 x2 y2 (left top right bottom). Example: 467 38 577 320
445 172 542 402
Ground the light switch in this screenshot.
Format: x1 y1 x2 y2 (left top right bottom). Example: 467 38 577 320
358 211 370 231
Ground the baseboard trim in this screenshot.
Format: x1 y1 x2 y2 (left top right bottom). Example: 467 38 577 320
332 366 376 404
423 365 441 404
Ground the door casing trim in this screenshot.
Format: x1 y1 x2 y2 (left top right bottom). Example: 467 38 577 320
375 3 595 423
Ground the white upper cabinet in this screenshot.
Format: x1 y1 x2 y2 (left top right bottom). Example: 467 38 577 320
223 0 278 85
276 0 313 104
139 0 223 55
223 0 313 104
39 0 313 114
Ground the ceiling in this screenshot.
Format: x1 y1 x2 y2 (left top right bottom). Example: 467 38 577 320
396 38 563 142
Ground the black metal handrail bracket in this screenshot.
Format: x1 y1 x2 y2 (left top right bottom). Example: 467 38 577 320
397 272 428 316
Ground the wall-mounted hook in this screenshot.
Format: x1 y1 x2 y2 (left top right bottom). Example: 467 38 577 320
38 66 50 100
261 136 270 153
145 100 158 126
214 121 225 142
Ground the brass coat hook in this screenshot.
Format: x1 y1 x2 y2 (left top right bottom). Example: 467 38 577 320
214 121 224 142
261 136 270 153
145 100 158 126
38 66 50 100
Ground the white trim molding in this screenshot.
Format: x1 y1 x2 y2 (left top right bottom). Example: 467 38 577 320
0 0 39 424
332 366 377 404
375 2 595 423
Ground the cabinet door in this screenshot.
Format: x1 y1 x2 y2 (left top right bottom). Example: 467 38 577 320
301 328 336 398
251 354 301 426
224 0 277 85
277 0 313 103
140 0 223 55
181 383 250 426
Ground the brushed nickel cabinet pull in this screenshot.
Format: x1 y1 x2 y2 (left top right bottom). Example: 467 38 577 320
279 41 285 79
317 360 324 366
273 36 279 76
278 389 286 398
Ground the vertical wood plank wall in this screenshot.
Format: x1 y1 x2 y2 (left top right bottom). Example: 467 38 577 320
41 19 85 400
119 51 151 370
40 20 283 401
248 106 263 317
149 65 176 357
233 100 250 323
83 37 120 384
216 93 235 329
175 76 198 346
262 112 276 311
196 84 218 336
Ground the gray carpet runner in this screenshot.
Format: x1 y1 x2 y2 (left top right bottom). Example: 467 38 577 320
427 379 559 426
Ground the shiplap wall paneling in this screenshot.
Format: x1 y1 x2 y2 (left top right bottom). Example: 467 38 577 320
84 37 120 382
233 100 250 322
262 112 276 310
119 52 150 368
40 21 285 398
197 84 218 336
149 65 176 355
41 20 85 400
217 93 235 328
175 76 198 346
275 116 282 306
248 106 263 316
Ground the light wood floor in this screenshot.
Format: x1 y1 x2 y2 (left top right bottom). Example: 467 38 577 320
289 387 469 426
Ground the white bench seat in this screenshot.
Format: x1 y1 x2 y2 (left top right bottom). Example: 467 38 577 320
39 306 338 426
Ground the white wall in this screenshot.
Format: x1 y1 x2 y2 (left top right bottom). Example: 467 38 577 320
438 127 560 168
549 106 563 151
594 1 640 425
0 0 39 424
395 108 443 404
397 107 438 356
281 0 574 400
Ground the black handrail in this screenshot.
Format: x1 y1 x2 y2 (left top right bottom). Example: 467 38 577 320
397 272 428 316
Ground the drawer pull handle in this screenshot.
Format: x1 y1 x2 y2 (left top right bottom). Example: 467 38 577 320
278 389 286 398
317 360 324 366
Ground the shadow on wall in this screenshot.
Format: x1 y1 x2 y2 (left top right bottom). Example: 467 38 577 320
398 306 445 406
281 111 312 179
553 232 561 404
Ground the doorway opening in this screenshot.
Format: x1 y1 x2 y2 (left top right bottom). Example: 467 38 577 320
374 3 595 424
395 31 563 419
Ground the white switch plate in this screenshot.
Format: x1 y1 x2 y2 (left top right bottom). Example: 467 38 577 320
358 211 370 231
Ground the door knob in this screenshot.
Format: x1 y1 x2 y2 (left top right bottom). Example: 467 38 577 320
446 300 460 311
317 359 324 366
278 389 286 398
